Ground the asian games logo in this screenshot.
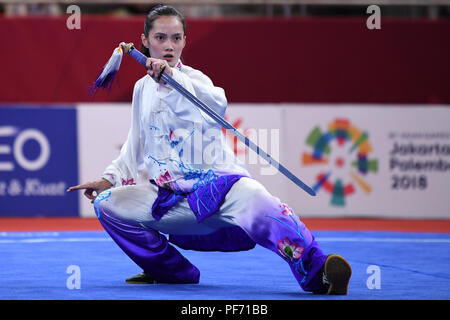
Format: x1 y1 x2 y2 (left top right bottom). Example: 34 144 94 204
302 118 378 206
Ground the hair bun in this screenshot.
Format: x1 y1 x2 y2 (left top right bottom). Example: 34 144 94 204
150 4 165 13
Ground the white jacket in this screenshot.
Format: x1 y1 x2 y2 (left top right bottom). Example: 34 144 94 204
102 61 250 193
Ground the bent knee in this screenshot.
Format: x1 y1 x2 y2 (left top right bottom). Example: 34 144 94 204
93 184 158 223
235 178 279 209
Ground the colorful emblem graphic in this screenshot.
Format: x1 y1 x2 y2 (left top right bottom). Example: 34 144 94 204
302 118 378 206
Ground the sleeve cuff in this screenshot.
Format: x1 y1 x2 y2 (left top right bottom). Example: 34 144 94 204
101 173 116 187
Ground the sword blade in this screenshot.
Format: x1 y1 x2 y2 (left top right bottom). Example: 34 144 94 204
160 72 316 197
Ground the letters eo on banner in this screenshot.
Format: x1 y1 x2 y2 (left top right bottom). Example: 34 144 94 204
0 107 79 216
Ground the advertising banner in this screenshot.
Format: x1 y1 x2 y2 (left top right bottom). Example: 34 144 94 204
7 103 442 219
76 104 450 219
0 106 78 216
284 105 450 219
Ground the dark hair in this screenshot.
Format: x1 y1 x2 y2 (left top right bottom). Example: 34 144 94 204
140 5 186 57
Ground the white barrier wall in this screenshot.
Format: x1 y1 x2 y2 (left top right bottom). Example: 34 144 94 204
77 104 132 218
77 103 450 219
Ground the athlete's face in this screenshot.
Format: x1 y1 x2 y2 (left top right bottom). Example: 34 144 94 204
141 16 186 68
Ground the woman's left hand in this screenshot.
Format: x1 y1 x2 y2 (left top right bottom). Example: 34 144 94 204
146 58 173 83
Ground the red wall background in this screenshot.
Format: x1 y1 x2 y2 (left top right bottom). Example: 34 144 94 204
0 16 449 104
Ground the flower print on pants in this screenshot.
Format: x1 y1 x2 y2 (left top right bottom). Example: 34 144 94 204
280 203 294 216
278 237 305 261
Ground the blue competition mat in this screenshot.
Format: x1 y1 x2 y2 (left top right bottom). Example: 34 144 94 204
1 230 449 300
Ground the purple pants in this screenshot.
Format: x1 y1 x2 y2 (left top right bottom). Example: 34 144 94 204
94 177 327 292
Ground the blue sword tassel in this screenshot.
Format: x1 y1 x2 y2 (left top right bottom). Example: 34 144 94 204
89 46 124 96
